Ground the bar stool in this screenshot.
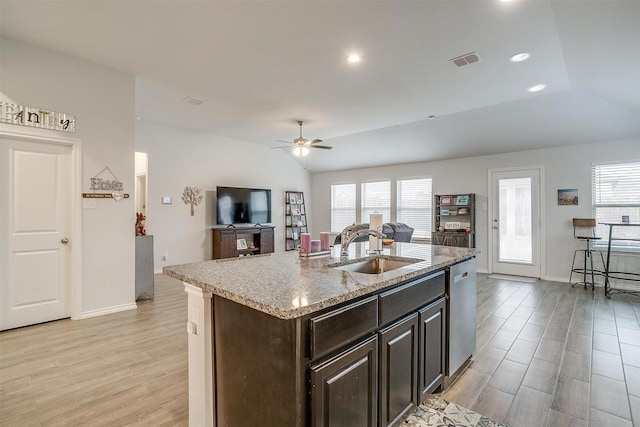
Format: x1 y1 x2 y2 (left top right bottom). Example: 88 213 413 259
570 218 606 290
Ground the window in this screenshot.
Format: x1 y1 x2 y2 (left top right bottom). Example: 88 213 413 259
361 181 390 223
331 184 356 233
397 178 432 239
592 161 640 249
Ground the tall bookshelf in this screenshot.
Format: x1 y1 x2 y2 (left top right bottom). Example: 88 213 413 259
285 191 308 251
433 193 476 248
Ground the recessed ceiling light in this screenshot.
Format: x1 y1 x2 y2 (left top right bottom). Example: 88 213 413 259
510 52 530 62
428 115 436 120
500 0 512 3
347 54 361 63
528 84 546 93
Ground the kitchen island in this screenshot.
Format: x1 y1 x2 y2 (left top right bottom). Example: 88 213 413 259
164 242 478 427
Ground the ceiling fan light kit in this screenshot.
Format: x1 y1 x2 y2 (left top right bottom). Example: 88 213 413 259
273 120 333 157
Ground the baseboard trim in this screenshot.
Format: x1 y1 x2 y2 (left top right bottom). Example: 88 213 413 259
543 275 570 284
73 302 138 320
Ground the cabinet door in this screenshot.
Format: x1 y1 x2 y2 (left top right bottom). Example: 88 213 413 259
379 314 418 427
311 336 378 427
418 298 446 400
260 228 274 254
220 231 237 258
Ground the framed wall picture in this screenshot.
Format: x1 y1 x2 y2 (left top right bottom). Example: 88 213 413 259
237 239 248 250
457 207 469 215
440 195 453 205
454 195 469 205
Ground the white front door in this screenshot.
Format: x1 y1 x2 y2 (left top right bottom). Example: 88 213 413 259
1 136 72 330
489 167 543 278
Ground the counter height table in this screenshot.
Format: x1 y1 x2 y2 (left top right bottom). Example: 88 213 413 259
600 222 640 298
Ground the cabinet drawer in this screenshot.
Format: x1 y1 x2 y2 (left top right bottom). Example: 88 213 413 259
310 296 378 360
379 271 445 326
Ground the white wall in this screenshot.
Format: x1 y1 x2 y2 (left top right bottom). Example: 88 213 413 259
1 37 136 315
135 121 311 272
310 138 640 281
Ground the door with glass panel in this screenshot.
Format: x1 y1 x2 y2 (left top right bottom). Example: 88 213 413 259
489 167 542 278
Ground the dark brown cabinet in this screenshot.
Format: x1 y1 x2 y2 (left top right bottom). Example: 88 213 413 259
418 297 446 400
379 314 419 427
210 268 453 426
311 336 379 427
211 225 275 259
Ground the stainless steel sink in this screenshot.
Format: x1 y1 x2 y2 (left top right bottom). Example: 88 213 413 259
332 257 419 274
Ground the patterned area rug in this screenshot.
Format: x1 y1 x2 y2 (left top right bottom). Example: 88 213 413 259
404 395 510 427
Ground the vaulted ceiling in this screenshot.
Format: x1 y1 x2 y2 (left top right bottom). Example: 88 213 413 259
2 0 639 172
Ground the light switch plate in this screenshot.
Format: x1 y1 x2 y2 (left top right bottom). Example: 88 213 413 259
162 196 173 204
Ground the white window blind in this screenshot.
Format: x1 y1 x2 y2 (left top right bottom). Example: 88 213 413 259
331 184 356 233
397 178 432 239
361 181 390 224
592 161 640 249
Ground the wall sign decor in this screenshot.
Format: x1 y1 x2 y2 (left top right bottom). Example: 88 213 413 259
0 101 76 132
82 166 129 201
182 187 203 216
557 188 578 206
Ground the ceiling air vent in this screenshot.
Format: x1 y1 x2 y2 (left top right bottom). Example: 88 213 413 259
181 96 206 106
450 52 481 67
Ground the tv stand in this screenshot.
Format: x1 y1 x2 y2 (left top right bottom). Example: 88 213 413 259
212 225 274 260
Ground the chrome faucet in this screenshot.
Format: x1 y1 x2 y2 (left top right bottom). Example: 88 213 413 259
340 225 386 258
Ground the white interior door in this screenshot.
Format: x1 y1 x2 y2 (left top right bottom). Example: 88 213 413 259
1 136 72 330
489 167 543 278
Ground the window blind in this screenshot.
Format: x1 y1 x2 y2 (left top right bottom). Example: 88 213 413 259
592 161 640 249
331 183 356 233
361 181 390 223
397 178 432 239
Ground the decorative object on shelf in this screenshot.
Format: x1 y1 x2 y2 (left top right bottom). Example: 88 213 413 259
83 166 129 201
557 188 578 205
182 187 203 216
272 120 333 157
237 238 248 250
434 193 476 248
135 212 146 236
439 195 453 205
285 191 308 250
454 195 469 205
300 233 311 253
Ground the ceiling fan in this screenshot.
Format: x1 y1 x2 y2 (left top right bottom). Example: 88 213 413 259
272 120 333 157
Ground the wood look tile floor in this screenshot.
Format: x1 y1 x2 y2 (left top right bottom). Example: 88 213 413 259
444 275 640 427
1 273 639 426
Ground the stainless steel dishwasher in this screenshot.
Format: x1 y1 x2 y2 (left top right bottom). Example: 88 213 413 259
446 257 477 378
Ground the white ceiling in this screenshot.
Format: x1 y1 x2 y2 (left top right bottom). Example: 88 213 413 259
2 0 639 173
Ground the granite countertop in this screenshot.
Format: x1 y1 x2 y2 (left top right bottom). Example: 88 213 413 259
163 242 479 320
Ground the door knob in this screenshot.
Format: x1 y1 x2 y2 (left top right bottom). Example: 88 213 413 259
492 226 498 229
61 238 69 244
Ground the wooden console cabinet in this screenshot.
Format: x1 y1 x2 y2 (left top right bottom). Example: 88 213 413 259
211 225 274 259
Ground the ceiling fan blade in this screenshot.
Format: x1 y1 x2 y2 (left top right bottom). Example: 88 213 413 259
277 140 293 144
270 145 291 149
309 139 323 144
311 145 332 150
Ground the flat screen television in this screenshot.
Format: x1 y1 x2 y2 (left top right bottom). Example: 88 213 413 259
216 186 271 225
